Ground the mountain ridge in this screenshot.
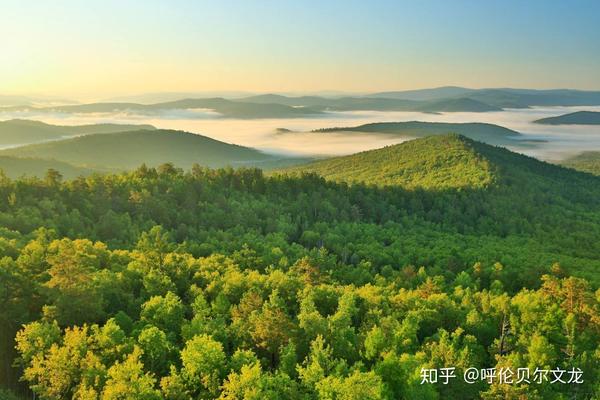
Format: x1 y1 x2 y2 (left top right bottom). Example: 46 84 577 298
308 121 522 146
534 111 600 125
278 134 598 191
0 98 322 119
0 129 285 170
366 87 600 107
0 119 157 147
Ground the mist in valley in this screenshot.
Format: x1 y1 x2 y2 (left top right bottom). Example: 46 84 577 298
2 105 600 161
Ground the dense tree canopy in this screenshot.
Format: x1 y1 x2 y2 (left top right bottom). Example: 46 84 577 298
1 137 600 398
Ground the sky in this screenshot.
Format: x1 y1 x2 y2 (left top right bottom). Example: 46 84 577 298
1 0 600 98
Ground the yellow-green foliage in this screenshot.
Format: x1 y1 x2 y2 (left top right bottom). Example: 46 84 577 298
282 135 497 189
562 151 600 175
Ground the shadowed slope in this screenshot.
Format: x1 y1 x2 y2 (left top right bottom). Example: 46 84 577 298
0 129 280 170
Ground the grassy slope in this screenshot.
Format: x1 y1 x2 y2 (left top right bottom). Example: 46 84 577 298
0 129 279 170
0 119 156 146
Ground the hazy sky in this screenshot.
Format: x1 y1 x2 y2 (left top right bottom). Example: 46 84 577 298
2 0 600 98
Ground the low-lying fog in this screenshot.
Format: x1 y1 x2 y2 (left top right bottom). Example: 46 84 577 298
3 106 600 161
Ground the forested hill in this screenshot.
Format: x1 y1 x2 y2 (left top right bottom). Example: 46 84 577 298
534 111 600 125
277 135 600 283
281 135 496 189
310 121 522 146
1 147 600 398
279 134 587 191
0 119 156 147
0 129 283 170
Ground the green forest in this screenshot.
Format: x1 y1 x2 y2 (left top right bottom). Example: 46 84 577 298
1 135 599 399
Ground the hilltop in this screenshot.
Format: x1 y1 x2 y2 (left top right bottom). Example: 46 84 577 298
534 111 600 125
279 134 597 192
0 119 156 147
280 135 496 189
310 121 521 146
0 129 284 170
273 133 600 283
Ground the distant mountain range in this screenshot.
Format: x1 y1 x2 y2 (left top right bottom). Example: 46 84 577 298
3 87 600 119
0 98 322 119
534 111 600 125
369 86 475 101
235 87 600 113
366 87 600 108
240 94 501 113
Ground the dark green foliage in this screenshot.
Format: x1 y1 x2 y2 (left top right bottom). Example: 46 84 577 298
0 135 599 398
